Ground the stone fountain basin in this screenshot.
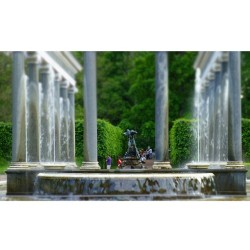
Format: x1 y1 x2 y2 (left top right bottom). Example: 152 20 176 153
34 172 216 198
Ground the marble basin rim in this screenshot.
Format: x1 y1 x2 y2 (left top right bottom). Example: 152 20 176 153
37 172 215 179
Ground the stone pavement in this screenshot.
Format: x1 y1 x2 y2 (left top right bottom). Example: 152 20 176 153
0 174 7 182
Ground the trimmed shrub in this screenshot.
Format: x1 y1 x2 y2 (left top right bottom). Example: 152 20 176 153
3 118 250 168
97 119 125 168
170 119 197 168
0 120 125 169
75 120 84 160
170 118 250 166
0 122 12 161
75 119 125 168
242 118 250 162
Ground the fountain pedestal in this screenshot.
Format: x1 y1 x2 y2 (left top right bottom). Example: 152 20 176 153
152 161 172 169
225 161 245 168
34 172 217 199
9 162 42 169
80 162 100 170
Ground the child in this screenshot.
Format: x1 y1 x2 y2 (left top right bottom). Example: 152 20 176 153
117 157 122 169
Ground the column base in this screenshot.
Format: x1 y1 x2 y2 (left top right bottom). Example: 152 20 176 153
152 161 172 169
42 162 78 170
225 161 245 168
80 162 101 170
65 162 78 170
9 162 43 169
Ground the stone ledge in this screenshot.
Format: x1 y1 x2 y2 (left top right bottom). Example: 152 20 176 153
152 161 172 169
80 162 101 170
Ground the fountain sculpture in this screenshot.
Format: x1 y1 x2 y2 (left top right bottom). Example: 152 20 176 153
121 129 142 169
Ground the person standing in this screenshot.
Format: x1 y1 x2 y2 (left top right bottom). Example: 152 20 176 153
106 155 112 169
146 146 152 159
117 157 122 168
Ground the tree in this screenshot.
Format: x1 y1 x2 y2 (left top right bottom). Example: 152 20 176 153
96 52 134 125
169 52 197 123
120 52 155 149
241 52 250 119
0 52 12 122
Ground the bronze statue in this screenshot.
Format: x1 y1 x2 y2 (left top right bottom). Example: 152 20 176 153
122 129 142 169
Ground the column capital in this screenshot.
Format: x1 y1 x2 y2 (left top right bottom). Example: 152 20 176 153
68 84 76 94
40 62 51 74
27 52 41 64
54 72 62 81
60 79 69 88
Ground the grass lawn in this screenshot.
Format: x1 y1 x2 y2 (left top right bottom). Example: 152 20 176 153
0 157 9 174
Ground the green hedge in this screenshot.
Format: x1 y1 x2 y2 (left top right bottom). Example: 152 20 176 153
97 119 125 168
0 122 12 161
242 118 250 162
75 119 125 168
0 120 125 169
170 118 250 167
2 118 250 169
170 119 196 168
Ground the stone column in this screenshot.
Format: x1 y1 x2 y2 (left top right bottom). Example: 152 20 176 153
54 73 61 162
11 52 26 165
68 85 76 167
153 52 171 169
208 77 215 162
227 52 244 167
26 52 40 164
40 63 52 162
220 62 229 162
60 80 69 162
81 52 100 169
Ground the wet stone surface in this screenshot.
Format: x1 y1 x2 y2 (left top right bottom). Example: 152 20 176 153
2 174 250 200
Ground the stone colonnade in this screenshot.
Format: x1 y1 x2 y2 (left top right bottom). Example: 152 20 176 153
11 51 185 170
11 51 81 169
194 51 243 167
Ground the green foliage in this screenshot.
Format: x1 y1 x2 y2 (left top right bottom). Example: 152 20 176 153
140 121 155 150
170 118 250 167
169 52 197 122
240 53 250 118
0 122 12 161
0 120 125 169
117 52 197 149
0 157 9 174
97 119 125 168
0 51 199 150
119 52 156 148
170 119 197 168
75 119 125 168
0 52 12 122
74 70 84 121
97 52 134 125
242 118 250 161
75 120 84 160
